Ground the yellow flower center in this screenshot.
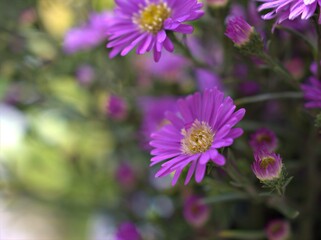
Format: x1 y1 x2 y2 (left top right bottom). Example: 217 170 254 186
181 120 214 155
133 2 171 34
260 156 275 169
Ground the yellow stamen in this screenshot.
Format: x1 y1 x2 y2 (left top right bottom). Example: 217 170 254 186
260 156 275 169
181 120 214 155
133 2 171 34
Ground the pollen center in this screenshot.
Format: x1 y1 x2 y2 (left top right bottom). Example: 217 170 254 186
260 156 275 169
181 120 214 155
133 2 171 34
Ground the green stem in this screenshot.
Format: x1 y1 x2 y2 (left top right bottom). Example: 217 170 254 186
218 230 265 239
235 92 303 106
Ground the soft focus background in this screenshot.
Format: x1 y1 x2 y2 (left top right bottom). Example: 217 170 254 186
0 0 320 239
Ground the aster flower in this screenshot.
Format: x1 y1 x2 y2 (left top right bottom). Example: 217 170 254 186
63 11 112 54
225 16 254 47
150 88 245 185
301 77 321 109
106 0 204 62
115 222 141 240
257 0 321 24
249 128 278 152
183 195 210 227
252 150 283 181
265 219 291 240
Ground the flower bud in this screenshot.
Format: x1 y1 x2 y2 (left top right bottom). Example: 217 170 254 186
252 150 282 181
265 219 290 240
225 16 263 55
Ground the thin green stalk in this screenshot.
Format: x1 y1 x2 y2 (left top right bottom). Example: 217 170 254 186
218 230 265 239
235 92 303 106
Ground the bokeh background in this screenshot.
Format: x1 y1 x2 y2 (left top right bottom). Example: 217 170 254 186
1 0 320 239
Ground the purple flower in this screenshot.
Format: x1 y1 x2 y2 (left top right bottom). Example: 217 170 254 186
265 219 291 240
63 11 112 54
150 88 245 185
183 195 210 228
249 128 278 152
106 0 204 62
252 150 283 181
115 222 141 240
225 16 254 46
257 0 321 24
106 95 128 120
139 96 177 149
301 77 321 109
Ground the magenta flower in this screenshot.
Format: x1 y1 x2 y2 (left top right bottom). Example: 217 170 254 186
257 0 321 24
249 128 278 152
265 219 291 240
183 195 210 228
63 11 112 54
115 222 141 240
252 150 283 181
106 95 128 120
106 0 204 62
301 77 321 109
150 88 245 185
225 16 254 46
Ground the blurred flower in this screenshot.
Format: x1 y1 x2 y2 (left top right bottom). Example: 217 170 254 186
106 95 128 120
150 88 245 185
194 69 223 91
301 77 321 109
284 58 305 79
106 0 204 62
237 81 260 96
75 64 95 86
116 162 136 189
225 16 254 47
183 195 210 228
38 0 74 39
252 150 283 181
265 219 291 240
63 11 112 54
139 96 177 149
310 61 321 76
257 0 321 24
115 222 141 240
249 128 278 152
